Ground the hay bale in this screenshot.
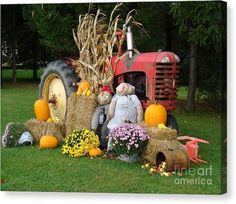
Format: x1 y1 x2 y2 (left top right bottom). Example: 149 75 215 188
139 121 177 140
65 93 97 136
140 122 189 171
24 120 65 143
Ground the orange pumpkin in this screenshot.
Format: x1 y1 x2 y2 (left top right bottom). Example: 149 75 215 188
34 99 50 121
89 147 102 157
78 80 91 92
144 104 167 127
39 135 58 149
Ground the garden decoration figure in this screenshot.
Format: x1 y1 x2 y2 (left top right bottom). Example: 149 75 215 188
91 86 113 149
177 136 209 163
18 131 34 146
91 85 114 130
106 82 143 152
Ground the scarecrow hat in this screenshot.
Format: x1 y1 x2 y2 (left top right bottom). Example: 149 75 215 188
101 85 114 96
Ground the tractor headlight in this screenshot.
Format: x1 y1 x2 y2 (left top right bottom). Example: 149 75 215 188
161 56 170 63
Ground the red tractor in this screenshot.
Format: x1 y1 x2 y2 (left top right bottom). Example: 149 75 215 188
39 26 180 131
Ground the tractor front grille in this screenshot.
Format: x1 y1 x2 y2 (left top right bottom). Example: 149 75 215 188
155 63 179 111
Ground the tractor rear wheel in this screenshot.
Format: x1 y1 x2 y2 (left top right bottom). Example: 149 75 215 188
39 60 77 121
166 114 179 133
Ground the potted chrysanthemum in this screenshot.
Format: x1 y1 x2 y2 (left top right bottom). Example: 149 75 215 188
108 123 150 163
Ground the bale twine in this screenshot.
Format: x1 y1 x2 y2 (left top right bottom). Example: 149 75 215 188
24 120 65 143
65 93 97 137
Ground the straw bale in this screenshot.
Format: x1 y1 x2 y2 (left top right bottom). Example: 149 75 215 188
65 93 97 136
24 120 65 143
139 121 189 170
138 121 177 140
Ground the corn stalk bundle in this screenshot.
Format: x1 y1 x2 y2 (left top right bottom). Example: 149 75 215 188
73 3 144 94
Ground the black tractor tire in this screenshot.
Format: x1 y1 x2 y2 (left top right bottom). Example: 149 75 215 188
39 60 77 99
39 60 78 121
166 114 179 133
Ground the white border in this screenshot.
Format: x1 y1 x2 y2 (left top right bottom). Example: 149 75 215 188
1 0 235 203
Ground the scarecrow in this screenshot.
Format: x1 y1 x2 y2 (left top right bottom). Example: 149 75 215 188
105 82 143 151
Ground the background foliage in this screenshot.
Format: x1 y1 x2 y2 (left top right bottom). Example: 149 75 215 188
1 2 226 105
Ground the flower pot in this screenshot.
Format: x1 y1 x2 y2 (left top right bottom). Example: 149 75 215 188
117 153 139 163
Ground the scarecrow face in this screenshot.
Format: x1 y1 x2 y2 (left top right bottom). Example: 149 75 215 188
97 91 112 105
116 82 135 96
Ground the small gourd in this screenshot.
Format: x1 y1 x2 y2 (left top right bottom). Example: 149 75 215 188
144 104 167 127
39 135 58 149
47 117 53 123
76 88 82 96
34 99 50 121
86 89 92 96
89 147 102 157
78 80 91 92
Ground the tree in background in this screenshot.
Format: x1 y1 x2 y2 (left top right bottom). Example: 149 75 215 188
1 5 47 81
2 2 226 110
23 4 89 59
22 3 173 58
170 1 226 111
1 5 20 83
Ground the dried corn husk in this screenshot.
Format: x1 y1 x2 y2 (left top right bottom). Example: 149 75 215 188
73 3 144 94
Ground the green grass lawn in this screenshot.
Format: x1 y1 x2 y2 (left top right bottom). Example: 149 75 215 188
1 68 43 83
1 80 226 194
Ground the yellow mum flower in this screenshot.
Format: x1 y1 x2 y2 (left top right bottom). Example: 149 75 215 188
61 129 100 157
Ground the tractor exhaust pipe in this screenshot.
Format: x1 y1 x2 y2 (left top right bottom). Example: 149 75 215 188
126 26 134 59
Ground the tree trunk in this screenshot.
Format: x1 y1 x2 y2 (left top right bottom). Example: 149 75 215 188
1 67 3 86
33 59 38 81
12 47 16 83
187 43 197 111
12 6 17 83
